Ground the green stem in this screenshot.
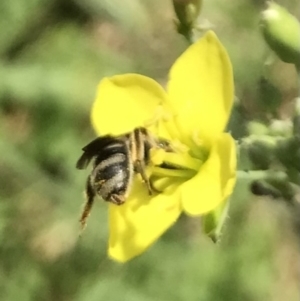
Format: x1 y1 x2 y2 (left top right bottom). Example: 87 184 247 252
237 170 287 181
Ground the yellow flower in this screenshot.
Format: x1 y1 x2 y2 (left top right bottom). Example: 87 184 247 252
91 31 236 262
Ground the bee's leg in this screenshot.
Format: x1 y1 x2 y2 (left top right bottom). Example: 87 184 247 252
109 194 126 205
79 175 95 232
134 160 153 195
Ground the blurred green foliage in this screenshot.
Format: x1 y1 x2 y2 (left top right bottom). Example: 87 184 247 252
0 0 299 300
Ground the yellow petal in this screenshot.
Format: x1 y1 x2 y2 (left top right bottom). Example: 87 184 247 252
91 74 168 136
180 133 236 215
108 180 181 262
167 31 234 142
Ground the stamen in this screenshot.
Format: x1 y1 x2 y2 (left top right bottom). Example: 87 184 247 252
152 167 196 178
151 149 167 166
145 109 211 195
151 148 202 171
151 176 184 192
162 152 202 171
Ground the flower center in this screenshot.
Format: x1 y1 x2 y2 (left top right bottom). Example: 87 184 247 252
145 106 209 193
149 130 209 193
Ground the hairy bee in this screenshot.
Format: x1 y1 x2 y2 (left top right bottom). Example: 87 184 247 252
76 127 171 229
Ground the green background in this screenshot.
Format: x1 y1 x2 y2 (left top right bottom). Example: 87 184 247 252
0 0 299 300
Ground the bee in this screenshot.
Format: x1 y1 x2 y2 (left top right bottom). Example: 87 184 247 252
76 127 171 229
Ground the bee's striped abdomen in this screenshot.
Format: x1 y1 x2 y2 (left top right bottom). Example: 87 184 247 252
77 126 174 230
92 140 132 201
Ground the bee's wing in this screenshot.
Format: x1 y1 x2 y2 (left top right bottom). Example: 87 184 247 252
76 135 115 170
76 152 93 169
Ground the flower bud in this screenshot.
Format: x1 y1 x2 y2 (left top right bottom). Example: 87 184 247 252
247 137 276 170
173 0 202 25
293 97 300 138
269 119 292 137
276 137 300 172
247 121 269 136
173 0 203 40
251 180 282 199
260 2 300 66
251 177 295 202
